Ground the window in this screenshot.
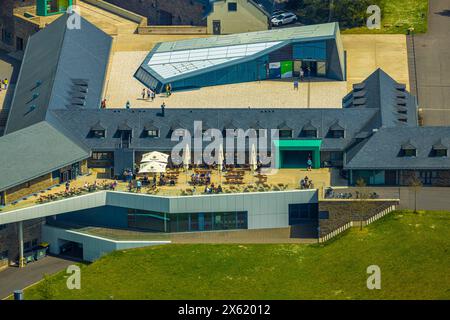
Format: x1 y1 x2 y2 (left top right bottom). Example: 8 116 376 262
431 148 447 157
92 152 113 160
301 130 317 138
279 130 293 138
147 129 159 138
288 203 319 225
330 130 345 138
403 149 416 157
128 209 247 232
91 130 105 138
228 2 237 11
0 250 8 260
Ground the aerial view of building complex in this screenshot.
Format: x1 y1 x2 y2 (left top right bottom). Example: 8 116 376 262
0 0 448 309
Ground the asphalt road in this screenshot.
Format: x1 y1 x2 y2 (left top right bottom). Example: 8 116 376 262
0 255 75 300
411 0 450 125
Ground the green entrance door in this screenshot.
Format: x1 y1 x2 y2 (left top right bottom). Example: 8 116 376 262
281 150 311 168
274 140 322 169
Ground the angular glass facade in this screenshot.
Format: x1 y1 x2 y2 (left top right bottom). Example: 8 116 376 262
127 209 248 233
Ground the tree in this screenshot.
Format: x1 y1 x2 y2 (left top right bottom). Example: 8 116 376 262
408 175 422 213
353 178 372 230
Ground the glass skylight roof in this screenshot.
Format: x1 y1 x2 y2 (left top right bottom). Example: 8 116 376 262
147 41 282 79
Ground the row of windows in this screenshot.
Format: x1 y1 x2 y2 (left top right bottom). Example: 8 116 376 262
400 148 448 158
89 128 345 140
127 209 248 233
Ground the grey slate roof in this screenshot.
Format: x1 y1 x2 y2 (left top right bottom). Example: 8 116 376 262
50 107 378 152
0 122 90 192
342 69 418 128
5 13 112 134
345 127 450 170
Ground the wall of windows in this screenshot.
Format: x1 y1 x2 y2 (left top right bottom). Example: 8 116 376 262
127 209 248 233
288 203 318 225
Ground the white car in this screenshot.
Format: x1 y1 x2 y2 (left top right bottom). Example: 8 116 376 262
271 12 298 26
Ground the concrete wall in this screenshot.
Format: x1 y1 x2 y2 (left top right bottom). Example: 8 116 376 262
0 190 318 229
42 224 168 261
207 0 269 34
54 190 318 230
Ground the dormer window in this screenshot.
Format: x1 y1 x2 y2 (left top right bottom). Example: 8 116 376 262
431 141 447 157
400 141 416 157
147 129 159 138
279 129 293 138
144 122 159 138
278 121 293 138
89 121 106 138
301 121 318 138
92 130 105 138
328 122 345 138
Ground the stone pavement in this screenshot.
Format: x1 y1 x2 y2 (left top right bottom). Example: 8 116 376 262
342 34 410 91
104 51 346 109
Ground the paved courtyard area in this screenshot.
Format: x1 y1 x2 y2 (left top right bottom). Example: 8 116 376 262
105 51 346 109
104 34 409 109
342 34 410 92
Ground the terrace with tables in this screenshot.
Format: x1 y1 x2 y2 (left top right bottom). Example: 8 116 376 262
0 167 335 213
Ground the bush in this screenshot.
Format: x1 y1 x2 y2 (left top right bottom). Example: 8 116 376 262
286 0 374 29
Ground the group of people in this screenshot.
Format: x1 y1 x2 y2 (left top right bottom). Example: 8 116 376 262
191 172 211 186
300 176 314 189
141 88 156 101
204 183 223 194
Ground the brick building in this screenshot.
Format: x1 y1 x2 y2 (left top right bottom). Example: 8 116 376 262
105 0 208 25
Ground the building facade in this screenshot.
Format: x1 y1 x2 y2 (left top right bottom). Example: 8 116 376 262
105 0 208 26
135 22 346 93
206 0 274 35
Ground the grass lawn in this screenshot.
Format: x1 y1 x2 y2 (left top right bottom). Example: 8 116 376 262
25 211 450 300
342 0 429 34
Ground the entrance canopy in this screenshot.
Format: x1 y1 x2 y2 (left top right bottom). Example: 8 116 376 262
274 140 322 169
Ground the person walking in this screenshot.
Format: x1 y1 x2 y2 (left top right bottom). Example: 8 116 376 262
294 79 299 90
4 78 8 89
101 99 107 109
307 158 313 171
300 69 304 81
141 88 146 100
151 90 155 101
126 100 131 109
146 88 151 100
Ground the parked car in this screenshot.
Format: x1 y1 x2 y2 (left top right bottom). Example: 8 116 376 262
271 12 298 26
271 9 286 17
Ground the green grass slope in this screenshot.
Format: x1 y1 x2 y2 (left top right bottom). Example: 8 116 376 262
343 0 429 34
26 211 450 300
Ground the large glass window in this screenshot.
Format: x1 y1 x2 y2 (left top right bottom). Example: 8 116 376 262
288 203 318 225
128 209 248 233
